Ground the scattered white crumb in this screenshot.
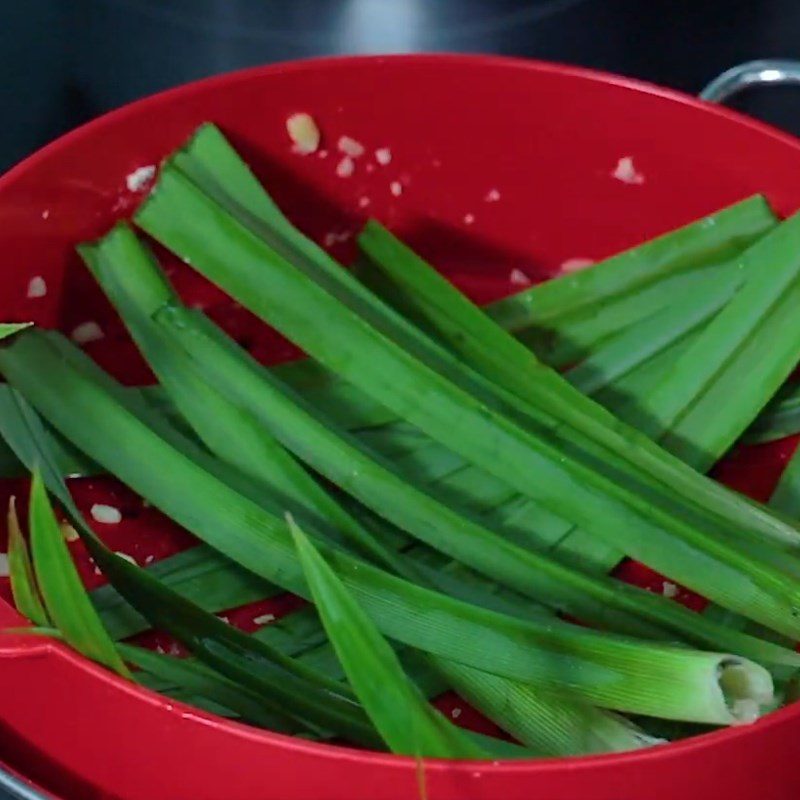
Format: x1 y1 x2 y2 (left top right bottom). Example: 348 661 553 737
145 555 155 565
336 156 355 178
338 136 365 158
390 181 403 197
219 615 231 625
451 707 462 719
375 147 392 166
155 645 166 654
662 581 679 598
560 257 595 273
484 189 501 202
0 553 8 578
60 521 79 542
26 276 47 299
71 321 104 344
125 165 156 192
93 565 102 575
90 503 122 524
286 113 320 155
168 642 182 656
463 213 475 225
115 551 137 566
253 613 276 626
612 156 645 185
358 196 371 209
509 268 531 286
366 163 375 173
323 231 352 247
41 209 50 220
317 149 329 159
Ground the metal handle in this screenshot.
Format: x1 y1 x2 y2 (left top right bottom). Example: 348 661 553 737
700 59 800 103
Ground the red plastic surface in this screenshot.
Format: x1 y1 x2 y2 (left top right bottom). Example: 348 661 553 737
1 55 800 800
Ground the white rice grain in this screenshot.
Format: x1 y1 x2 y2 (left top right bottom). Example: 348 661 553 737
612 156 645 185
338 136 365 158
90 503 122 524
126 165 156 192
286 113 321 154
27 276 47 299
336 156 355 178
71 321 104 345
375 147 392 166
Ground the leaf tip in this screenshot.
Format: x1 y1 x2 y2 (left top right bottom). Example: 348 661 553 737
0 322 33 343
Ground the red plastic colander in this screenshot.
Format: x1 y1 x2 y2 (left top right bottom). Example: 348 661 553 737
1 55 799 800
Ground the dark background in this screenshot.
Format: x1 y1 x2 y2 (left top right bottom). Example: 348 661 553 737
4 0 800 173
